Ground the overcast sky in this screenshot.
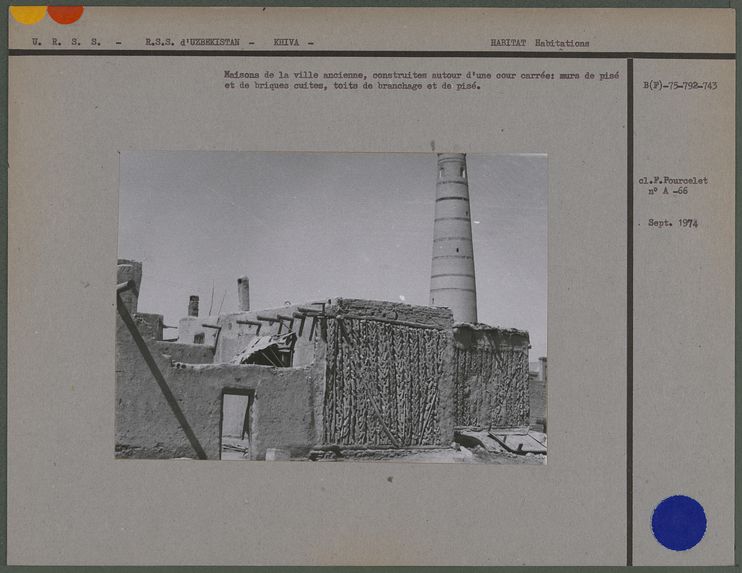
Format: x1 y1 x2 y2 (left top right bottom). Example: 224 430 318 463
118 151 547 359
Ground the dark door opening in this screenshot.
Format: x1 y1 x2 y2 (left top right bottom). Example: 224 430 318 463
220 390 254 460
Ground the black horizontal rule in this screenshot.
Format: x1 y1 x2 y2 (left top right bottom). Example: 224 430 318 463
7 49 737 59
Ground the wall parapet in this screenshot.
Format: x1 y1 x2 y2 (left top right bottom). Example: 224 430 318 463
453 324 531 431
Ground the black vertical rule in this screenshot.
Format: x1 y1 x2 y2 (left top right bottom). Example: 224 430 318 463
626 57 634 567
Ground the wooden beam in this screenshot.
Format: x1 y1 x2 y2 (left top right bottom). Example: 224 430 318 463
116 293 207 460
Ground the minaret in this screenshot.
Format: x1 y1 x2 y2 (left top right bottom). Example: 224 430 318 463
429 153 478 323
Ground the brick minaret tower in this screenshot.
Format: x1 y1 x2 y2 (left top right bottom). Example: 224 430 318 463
429 153 478 323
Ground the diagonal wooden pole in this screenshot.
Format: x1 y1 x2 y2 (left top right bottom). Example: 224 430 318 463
116 290 207 460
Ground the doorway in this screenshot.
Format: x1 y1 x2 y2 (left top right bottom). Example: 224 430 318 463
220 390 254 460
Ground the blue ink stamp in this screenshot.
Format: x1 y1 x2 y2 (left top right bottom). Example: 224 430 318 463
652 495 707 551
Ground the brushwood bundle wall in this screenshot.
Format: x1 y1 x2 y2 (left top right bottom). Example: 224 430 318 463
322 300 455 448
453 326 530 430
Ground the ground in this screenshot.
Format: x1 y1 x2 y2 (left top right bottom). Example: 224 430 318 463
219 430 547 464
221 435 251 460
315 446 546 464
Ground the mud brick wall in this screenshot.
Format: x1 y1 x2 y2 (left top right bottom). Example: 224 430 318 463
156 341 215 364
322 299 455 447
529 375 547 431
117 259 142 313
116 315 324 460
453 325 530 430
331 298 454 330
132 312 163 341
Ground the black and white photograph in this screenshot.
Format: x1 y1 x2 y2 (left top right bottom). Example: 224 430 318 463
8 5 737 566
115 151 547 463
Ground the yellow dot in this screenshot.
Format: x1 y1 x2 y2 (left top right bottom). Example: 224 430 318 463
10 6 47 25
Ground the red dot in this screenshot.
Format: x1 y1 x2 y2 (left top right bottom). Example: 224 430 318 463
47 6 84 25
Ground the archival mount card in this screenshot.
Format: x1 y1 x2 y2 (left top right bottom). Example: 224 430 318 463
6 6 735 567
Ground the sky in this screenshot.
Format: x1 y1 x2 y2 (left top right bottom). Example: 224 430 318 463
118 151 547 359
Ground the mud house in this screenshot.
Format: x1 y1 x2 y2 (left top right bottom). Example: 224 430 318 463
115 153 537 460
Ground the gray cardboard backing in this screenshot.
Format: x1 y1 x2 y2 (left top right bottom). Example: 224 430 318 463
6 7 736 566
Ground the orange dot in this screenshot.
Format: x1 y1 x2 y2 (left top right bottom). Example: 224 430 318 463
10 6 47 25
47 6 83 25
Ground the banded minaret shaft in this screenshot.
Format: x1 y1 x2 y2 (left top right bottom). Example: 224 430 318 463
429 153 478 323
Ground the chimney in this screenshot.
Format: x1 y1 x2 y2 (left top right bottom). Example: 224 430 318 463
188 295 199 317
429 153 478 323
237 276 250 311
